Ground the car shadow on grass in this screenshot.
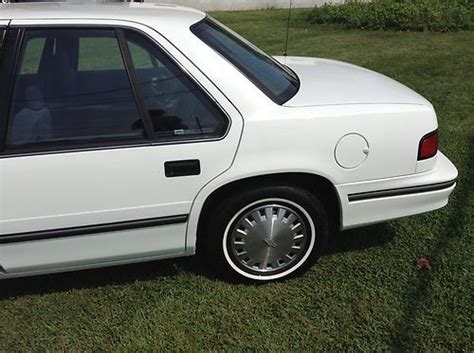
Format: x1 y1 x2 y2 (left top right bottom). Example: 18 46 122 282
389 140 473 350
325 222 396 256
0 254 200 300
0 222 396 300
0 256 209 300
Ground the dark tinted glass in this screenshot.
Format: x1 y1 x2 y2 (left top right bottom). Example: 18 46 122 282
125 30 228 141
191 18 299 105
0 28 5 51
7 29 144 149
0 28 5 63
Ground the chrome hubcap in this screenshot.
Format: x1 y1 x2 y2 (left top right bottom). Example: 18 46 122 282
227 203 310 274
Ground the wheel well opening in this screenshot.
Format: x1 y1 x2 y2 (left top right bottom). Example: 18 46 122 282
197 173 341 249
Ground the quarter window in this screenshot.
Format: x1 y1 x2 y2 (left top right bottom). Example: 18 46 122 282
125 30 228 140
7 29 145 149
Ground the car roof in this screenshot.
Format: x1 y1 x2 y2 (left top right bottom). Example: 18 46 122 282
0 2 206 27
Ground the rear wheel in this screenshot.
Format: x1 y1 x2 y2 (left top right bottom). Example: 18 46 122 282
200 185 329 282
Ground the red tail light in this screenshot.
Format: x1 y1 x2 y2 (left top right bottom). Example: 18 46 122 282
418 130 438 160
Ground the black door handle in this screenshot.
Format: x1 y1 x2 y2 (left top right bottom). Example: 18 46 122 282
165 160 200 177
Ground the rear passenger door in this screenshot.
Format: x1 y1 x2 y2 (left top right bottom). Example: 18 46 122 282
0 21 243 275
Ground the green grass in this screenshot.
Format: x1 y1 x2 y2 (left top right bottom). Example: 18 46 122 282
1 9 473 351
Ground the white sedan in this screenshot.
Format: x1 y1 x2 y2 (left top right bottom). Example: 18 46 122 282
0 3 457 282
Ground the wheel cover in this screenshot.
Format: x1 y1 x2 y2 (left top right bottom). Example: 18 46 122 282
227 202 311 275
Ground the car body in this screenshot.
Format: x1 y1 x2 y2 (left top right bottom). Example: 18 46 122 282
0 3 458 282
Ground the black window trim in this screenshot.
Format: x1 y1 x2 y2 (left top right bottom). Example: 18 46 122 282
116 27 155 139
0 26 23 153
0 23 231 158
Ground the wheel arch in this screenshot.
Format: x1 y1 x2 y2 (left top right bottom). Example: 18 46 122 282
194 172 342 253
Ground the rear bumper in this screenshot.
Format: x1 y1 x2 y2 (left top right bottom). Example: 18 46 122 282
336 152 458 229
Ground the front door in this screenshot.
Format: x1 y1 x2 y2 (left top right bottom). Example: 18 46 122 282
0 23 242 275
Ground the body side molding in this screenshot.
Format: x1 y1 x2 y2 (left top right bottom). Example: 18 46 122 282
0 215 188 244
348 180 456 202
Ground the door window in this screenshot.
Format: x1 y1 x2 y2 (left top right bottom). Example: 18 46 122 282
125 30 228 141
7 29 145 149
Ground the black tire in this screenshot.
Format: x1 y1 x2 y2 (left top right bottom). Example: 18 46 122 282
199 184 329 283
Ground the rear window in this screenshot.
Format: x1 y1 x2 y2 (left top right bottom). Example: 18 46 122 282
191 18 299 105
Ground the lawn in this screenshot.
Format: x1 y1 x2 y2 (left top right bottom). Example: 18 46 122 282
0 9 473 351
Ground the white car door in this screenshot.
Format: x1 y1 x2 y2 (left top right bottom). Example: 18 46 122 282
0 21 243 275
